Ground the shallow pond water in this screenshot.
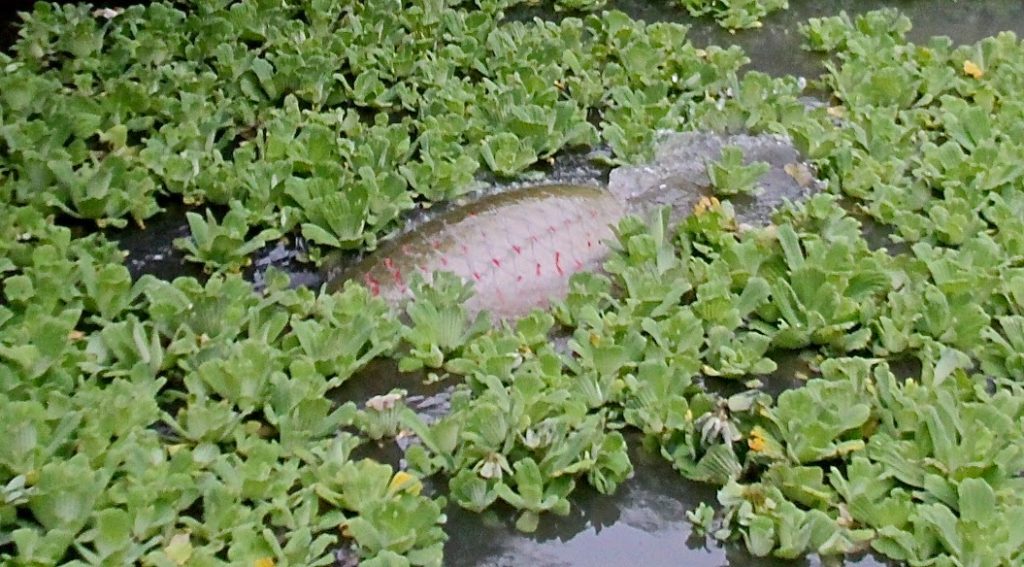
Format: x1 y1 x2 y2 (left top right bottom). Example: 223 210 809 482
512 0 1024 79
686 0 1024 78
328 351 891 566
332 350 906 567
439 362 873 567
431 3 1024 566
3 1 1022 565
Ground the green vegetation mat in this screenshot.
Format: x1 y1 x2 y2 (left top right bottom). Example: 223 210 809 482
1 1 1022 565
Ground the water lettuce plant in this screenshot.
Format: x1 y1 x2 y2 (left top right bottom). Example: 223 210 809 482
707 145 770 196
530 0 792 29
3 2 1024 566
678 0 788 30
173 201 282 272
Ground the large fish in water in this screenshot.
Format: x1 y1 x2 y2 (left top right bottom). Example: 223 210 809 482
325 132 820 319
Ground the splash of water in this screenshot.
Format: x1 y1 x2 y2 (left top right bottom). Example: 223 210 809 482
327 131 821 319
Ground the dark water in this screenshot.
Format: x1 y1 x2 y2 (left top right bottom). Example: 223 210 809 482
443 442 732 567
689 0 1024 78
0 1 32 49
414 3 1023 566
335 351 884 567
512 0 1024 79
104 201 205 281
443 442 888 567
0 0 150 50
3 1 1020 565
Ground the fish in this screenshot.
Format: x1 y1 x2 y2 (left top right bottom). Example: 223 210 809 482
325 132 821 319
326 184 624 319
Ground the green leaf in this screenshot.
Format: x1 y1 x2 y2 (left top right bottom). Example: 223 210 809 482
707 145 770 196
28 454 109 533
479 133 537 177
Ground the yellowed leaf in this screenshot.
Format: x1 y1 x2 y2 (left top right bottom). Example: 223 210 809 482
748 429 766 452
963 60 984 79
387 470 423 496
692 196 721 216
254 558 276 567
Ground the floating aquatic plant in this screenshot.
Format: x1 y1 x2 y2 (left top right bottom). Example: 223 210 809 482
3 2 1024 566
707 145 771 196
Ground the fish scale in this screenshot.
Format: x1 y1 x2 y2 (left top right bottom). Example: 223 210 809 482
330 184 623 319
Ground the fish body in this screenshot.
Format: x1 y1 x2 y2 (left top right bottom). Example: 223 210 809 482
328 184 624 319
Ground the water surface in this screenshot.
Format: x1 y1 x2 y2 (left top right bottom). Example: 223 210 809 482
4 1 1020 565
512 0 1024 79
439 2 1023 565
